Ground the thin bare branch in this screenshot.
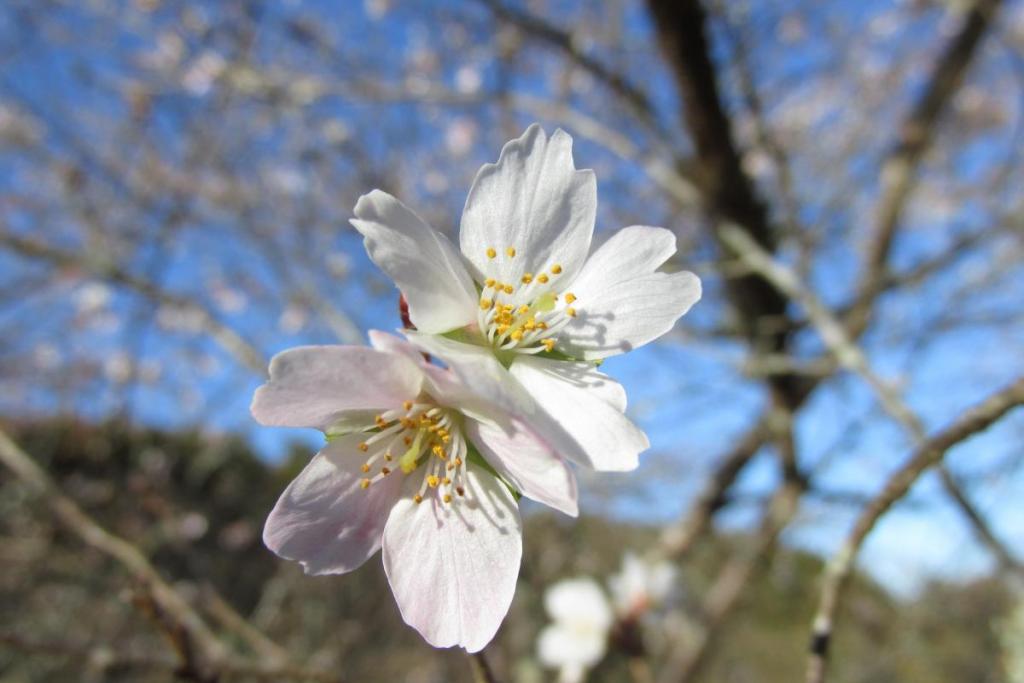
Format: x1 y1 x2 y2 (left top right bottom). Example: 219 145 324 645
806 376 1024 683
0 231 266 372
848 0 1003 336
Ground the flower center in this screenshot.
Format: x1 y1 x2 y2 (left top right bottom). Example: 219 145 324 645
354 400 467 505
476 245 578 354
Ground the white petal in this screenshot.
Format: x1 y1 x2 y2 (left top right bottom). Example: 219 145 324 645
559 225 701 359
367 329 425 363
466 417 578 517
538 624 607 673
544 577 614 630
251 346 423 429
262 434 403 575
460 125 595 289
510 356 648 472
351 190 478 334
383 466 522 652
403 332 600 468
371 330 515 427
402 331 534 414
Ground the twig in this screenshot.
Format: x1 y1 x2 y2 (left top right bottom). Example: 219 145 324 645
0 631 342 682
473 0 663 135
657 416 767 560
0 426 340 683
0 231 266 373
469 650 499 683
805 376 1024 683
0 426 227 664
720 221 1024 572
848 0 1003 336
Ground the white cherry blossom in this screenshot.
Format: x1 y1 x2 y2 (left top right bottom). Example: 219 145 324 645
608 551 677 620
251 331 577 652
537 577 614 683
351 124 700 473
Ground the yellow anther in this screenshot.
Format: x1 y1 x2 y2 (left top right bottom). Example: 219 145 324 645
361 463 370 473
551 264 562 274
564 292 577 304
542 339 556 351
538 321 548 330
566 307 577 317
479 298 493 310
381 467 391 475
506 246 516 257
454 457 463 467
511 329 524 341
503 284 514 294
359 478 371 489
443 494 453 504
497 324 510 335
432 444 445 459
442 477 451 485
486 247 497 259
413 494 423 504
538 273 549 283
485 277 496 288
427 475 440 488
358 442 368 452
517 304 530 314
403 400 413 411
521 272 533 284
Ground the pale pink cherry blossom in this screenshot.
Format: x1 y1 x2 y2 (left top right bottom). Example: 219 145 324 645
251 331 576 652
350 124 701 473
537 577 614 683
607 551 677 620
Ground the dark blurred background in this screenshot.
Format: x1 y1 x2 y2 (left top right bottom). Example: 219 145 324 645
1 1 1023 681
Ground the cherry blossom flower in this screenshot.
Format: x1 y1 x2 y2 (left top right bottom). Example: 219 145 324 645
607 552 677 620
537 577 614 683
251 331 577 652
351 124 700 473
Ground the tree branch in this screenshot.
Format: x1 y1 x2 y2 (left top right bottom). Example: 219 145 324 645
848 0 1003 336
805 376 1024 683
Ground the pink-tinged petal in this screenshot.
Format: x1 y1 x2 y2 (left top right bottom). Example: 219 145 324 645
402 331 534 414
402 332 600 468
510 356 648 472
382 466 522 652
466 417 578 517
351 190 478 334
367 329 424 363
263 434 404 575
559 225 701 359
460 125 595 290
371 330 513 427
251 346 423 430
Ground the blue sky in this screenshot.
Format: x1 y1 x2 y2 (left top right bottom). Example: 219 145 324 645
2 0 1023 597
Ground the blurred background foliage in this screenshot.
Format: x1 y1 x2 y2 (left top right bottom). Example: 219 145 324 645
0 418 1012 682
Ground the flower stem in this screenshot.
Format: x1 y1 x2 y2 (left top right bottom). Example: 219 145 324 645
468 651 498 683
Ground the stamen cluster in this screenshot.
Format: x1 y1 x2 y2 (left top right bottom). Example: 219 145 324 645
476 245 578 353
353 399 467 505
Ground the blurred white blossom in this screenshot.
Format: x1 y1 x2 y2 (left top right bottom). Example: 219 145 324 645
608 552 677 620
538 578 613 683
